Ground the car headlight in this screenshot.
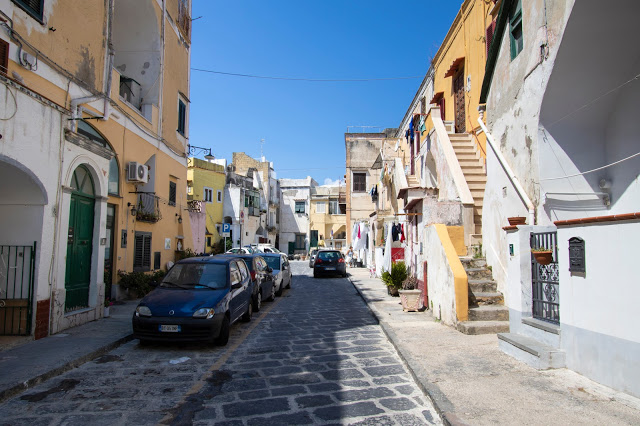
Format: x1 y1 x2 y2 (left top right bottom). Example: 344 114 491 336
135 306 152 317
193 308 215 319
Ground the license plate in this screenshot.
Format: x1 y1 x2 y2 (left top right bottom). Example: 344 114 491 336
325 267 335 270
159 325 181 332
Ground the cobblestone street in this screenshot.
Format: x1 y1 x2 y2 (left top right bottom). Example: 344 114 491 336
0 261 440 425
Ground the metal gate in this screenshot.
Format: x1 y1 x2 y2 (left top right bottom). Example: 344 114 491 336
0 243 36 335
530 232 559 324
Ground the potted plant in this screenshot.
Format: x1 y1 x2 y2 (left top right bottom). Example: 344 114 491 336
104 298 113 317
399 275 422 312
532 247 553 265
381 261 407 296
508 216 527 226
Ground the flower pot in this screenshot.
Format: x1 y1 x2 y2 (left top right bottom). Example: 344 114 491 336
104 306 110 318
508 216 527 226
387 286 399 297
399 289 422 312
533 250 553 265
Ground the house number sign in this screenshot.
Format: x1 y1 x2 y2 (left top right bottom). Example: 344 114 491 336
568 237 585 273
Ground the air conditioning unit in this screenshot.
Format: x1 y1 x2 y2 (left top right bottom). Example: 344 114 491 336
127 162 149 183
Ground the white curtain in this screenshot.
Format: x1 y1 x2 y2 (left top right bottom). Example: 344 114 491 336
382 222 393 273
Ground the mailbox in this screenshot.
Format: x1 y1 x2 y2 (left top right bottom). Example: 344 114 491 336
568 237 585 273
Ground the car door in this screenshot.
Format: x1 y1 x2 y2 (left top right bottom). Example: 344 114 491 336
229 261 248 322
237 260 251 316
281 255 291 286
257 256 274 295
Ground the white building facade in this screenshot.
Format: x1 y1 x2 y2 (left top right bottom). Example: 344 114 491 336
278 177 317 256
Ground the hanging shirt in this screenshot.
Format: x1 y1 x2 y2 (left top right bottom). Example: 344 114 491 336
400 224 405 243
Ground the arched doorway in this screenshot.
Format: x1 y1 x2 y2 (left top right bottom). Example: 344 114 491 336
65 165 95 312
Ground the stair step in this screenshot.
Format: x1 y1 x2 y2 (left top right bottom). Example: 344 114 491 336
465 175 487 183
498 333 566 369
460 256 486 268
457 320 510 335
469 305 509 321
469 279 497 292
466 267 493 280
470 291 503 305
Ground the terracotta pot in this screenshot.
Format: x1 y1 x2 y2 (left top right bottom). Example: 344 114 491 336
533 250 553 265
508 216 527 226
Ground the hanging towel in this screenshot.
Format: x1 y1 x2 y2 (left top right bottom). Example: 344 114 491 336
400 224 405 243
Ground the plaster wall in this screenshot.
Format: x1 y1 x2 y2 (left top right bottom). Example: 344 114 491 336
187 159 226 248
279 185 311 252
424 225 457 325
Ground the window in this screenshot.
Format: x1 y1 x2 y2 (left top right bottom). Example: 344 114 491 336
133 232 152 272
329 200 339 215
203 187 213 203
177 99 187 136
206 236 212 247
169 181 177 206
294 234 306 250
353 172 366 192
245 190 260 216
509 0 523 60
0 39 9 77
316 202 326 214
295 201 305 214
12 0 44 22
217 190 222 203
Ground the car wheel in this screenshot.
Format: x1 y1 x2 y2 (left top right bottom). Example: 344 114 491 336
275 282 283 297
269 283 276 301
253 291 262 312
313 271 318 278
242 302 253 322
216 316 230 346
342 272 348 278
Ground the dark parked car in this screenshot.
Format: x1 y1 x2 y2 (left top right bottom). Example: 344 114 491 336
132 256 253 346
313 249 347 278
262 253 292 296
216 253 276 311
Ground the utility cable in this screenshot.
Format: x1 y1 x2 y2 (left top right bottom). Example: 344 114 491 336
191 68 422 82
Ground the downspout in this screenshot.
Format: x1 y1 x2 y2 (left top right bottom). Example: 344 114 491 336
158 0 166 138
477 112 535 225
102 0 115 122
70 95 101 131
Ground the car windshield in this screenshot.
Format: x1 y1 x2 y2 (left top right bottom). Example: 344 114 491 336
318 251 340 260
264 256 281 270
160 263 227 290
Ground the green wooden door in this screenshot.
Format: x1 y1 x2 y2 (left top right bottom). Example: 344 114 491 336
65 166 95 312
288 241 295 256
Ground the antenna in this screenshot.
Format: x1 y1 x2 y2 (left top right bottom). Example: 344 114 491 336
260 138 265 160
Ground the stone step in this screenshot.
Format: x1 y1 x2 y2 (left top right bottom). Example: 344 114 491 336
465 175 487 183
498 333 566 369
468 183 486 190
470 291 503 306
452 144 476 152
469 305 509 321
468 278 497 292
448 133 472 141
460 256 486 268
460 165 485 174
456 152 480 160
466 264 493 278
457 320 510 335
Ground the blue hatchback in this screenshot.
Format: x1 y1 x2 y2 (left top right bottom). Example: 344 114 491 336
132 256 253 345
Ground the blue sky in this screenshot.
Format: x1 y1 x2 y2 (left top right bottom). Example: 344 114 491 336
188 1 462 185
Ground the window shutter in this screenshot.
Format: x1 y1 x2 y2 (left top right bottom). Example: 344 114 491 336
0 39 8 76
143 234 151 269
169 182 177 206
134 234 144 269
486 20 497 56
134 232 152 271
12 0 44 21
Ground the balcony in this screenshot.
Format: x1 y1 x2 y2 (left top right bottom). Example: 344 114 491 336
135 192 162 223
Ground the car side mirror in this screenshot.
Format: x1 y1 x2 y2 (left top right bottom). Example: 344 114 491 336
231 282 242 289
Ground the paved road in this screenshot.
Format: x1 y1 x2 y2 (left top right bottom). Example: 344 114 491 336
0 261 440 425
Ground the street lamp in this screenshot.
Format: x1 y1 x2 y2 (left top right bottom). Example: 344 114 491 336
187 144 215 161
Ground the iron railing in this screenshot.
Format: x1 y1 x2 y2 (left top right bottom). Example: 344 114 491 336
136 192 162 223
0 243 36 336
530 231 560 324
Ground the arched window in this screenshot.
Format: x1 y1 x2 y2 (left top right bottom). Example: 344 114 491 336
70 165 95 197
77 120 119 196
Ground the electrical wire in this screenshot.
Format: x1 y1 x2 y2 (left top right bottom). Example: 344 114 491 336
191 68 423 82
540 150 640 181
0 81 17 120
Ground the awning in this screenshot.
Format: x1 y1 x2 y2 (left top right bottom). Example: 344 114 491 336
444 57 465 78
430 91 444 104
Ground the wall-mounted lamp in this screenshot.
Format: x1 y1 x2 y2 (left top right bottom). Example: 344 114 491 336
176 213 182 224
187 144 215 161
127 202 137 217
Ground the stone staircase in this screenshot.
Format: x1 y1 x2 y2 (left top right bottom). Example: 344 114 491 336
406 174 419 187
456 256 509 335
449 132 486 242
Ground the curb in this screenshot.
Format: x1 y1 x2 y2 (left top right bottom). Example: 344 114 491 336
348 274 464 426
0 334 134 404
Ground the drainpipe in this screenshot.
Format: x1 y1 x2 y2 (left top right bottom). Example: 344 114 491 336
477 112 536 225
70 95 101 131
102 0 115 122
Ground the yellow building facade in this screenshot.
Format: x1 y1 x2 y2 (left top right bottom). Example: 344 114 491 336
0 0 194 337
187 158 226 253
309 187 347 250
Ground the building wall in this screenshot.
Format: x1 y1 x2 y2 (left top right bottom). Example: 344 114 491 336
187 158 226 252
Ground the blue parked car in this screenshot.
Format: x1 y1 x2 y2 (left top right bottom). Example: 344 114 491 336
132 256 253 346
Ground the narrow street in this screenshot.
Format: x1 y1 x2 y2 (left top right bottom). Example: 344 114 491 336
0 262 440 425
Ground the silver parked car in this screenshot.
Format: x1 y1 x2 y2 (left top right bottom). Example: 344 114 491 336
262 253 292 296
308 249 319 268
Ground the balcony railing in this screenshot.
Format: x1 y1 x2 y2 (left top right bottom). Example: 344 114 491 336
136 192 162 223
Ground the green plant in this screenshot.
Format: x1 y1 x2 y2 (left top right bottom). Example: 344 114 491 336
472 243 483 259
402 275 418 290
117 270 159 298
176 247 198 260
381 261 407 290
531 246 551 252
104 297 113 308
